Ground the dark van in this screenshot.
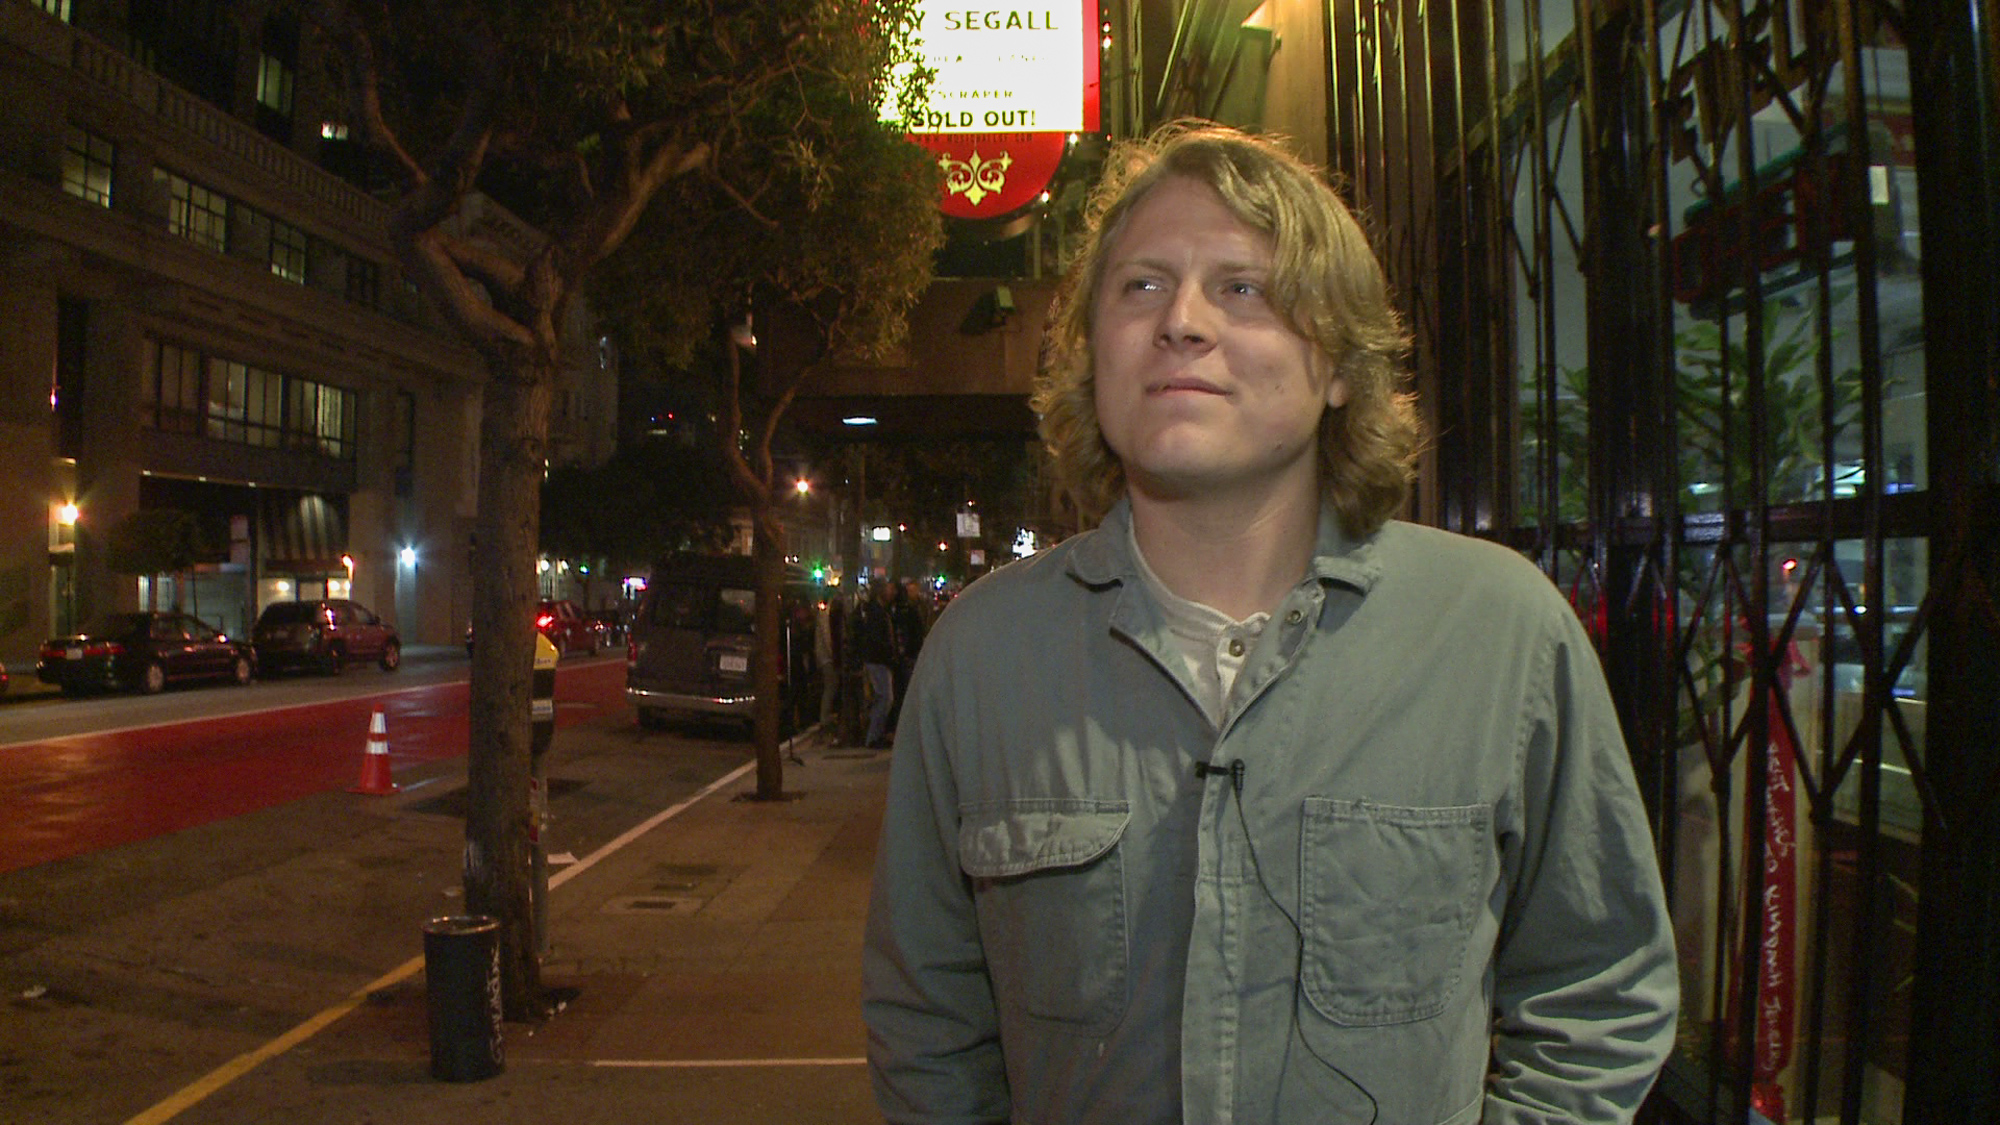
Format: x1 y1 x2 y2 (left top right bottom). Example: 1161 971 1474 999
625 554 814 731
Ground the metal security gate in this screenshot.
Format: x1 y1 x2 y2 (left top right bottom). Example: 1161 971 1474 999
1318 1 1999 1121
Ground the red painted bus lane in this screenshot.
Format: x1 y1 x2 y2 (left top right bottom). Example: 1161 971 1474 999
0 661 628 875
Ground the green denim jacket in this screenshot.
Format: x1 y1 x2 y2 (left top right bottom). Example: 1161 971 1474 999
863 502 1677 1124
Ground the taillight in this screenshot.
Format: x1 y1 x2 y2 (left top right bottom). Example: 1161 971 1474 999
85 641 124 657
536 614 555 629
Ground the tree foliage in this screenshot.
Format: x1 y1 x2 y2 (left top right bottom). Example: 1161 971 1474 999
304 0 934 1017
539 439 740 567
585 16 944 804
104 509 215 580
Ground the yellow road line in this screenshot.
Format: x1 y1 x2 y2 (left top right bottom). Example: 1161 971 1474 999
123 955 425 1125
125 757 763 1123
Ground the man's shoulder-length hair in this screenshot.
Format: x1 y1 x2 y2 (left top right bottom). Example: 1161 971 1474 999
1030 121 1423 536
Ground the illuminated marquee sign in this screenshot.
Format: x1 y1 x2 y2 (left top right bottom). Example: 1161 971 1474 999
900 1 1100 221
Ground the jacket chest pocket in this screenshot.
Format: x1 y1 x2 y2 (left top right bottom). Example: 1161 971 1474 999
1298 798 1491 1026
959 800 1131 1035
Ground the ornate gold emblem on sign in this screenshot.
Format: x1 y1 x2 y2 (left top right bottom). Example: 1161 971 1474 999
938 150 1013 206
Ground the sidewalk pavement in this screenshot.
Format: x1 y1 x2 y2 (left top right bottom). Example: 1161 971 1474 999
155 728 896 1125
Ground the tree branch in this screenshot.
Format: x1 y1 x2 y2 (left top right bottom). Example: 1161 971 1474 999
553 126 711 292
435 232 528 296
397 0 505 234
405 229 538 358
305 0 426 188
719 337 768 502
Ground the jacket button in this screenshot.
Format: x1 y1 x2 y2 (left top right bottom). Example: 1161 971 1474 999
1286 609 1304 624
1226 638 1245 657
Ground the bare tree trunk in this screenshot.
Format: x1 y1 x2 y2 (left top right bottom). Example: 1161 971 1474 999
750 505 788 799
463 351 555 1019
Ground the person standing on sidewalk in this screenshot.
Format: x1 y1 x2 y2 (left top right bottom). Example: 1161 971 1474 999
885 578 930 732
854 578 899 749
815 594 840 733
862 123 1677 1124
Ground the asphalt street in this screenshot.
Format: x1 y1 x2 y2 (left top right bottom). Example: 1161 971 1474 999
0 655 888 1124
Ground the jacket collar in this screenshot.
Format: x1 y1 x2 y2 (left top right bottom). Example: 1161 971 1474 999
1066 495 1383 595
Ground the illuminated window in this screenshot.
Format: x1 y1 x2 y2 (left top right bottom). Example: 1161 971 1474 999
287 378 355 459
269 219 307 283
256 53 295 117
206 359 249 444
255 13 300 143
34 0 71 21
145 339 356 463
157 170 228 252
246 366 284 448
61 126 113 207
150 342 203 434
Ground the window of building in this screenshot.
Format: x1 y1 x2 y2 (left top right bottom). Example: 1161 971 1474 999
245 365 284 448
149 342 204 434
345 257 380 308
287 379 355 459
269 219 307 283
61 126 114 207
146 339 357 463
205 359 249 444
157 170 229 252
254 11 299 143
254 55 295 142
126 0 236 108
34 0 71 22
256 53 295 117
205 358 286 448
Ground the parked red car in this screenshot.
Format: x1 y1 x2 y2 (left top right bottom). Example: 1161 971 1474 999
466 598 603 658
536 599 601 657
252 598 401 676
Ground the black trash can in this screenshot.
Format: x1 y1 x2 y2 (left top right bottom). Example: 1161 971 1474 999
422 914 504 1081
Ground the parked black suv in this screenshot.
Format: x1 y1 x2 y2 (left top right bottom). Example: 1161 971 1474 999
625 555 815 731
252 598 401 676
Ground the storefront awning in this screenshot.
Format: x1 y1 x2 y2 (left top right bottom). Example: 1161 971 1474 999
257 491 347 574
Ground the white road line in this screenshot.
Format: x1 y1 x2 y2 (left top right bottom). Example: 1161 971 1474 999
125 753 762 1125
548 759 754 888
592 1057 867 1068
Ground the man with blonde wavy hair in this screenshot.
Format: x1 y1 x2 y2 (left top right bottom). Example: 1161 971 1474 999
864 123 1676 1124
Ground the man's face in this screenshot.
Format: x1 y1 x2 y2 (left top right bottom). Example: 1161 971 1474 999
1089 175 1346 507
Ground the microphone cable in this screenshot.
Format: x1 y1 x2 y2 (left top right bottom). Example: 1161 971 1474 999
1199 758 1380 1124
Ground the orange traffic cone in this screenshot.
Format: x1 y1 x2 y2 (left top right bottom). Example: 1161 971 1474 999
349 707 400 795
